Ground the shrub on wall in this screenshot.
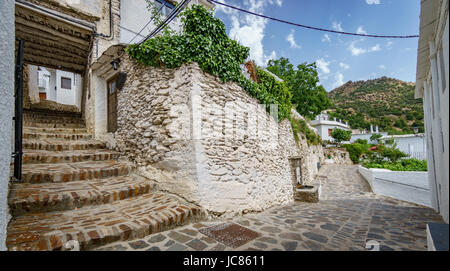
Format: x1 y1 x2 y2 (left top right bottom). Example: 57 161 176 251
126 5 292 121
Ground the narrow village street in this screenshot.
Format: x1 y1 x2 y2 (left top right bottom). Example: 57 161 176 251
95 164 444 251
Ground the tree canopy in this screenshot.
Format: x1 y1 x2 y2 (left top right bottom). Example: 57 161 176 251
266 57 332 119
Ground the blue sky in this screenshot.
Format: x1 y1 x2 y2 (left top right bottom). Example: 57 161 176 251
213 0 421 91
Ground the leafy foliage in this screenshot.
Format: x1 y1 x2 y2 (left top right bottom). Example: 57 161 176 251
370 133 383 142
363 159 427 172
290 117 322 146
328 77 424 134
126 5 292 121
267 58 332 119
344 142 371 164
331 128 352 144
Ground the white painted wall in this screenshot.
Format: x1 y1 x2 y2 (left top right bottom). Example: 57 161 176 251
418 6 449 223
350 132 388 144
359 166 431 207
120 0 214 44
93 72 108 135
383 135 427 160
0 0 14 251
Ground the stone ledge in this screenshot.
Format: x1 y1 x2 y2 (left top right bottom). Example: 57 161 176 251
294 185 320 203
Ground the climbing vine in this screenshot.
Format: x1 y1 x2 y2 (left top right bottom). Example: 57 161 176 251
126 4 292 121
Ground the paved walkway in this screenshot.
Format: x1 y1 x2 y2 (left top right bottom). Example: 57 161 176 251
94 165 444 251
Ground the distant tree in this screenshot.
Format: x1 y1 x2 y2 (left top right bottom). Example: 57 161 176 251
370 133 383 142
331 128 352 145
267 57 332 119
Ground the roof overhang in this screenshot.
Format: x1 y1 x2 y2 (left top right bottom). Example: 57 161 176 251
415 0 443 98
91 44 127 79
15 0 96 74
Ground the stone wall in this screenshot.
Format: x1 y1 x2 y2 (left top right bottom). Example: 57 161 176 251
114 56 325 215
324 148 353 165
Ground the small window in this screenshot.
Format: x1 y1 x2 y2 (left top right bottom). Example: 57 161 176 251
154 0 174 16
328 129 333 136
61 77 72 89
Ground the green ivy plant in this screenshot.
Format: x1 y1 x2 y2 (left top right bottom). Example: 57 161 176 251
126 4 317 142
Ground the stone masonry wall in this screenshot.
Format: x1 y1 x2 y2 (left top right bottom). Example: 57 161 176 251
115 56 326 215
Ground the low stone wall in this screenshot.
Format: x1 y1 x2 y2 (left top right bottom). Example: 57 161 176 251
114 56 325 215
358 166 431 207
324 148 353 165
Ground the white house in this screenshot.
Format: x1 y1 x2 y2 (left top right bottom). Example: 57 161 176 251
31 66 83 109
309 112 351 142
381 134 427 160
415 0 449 224
349 125 388 144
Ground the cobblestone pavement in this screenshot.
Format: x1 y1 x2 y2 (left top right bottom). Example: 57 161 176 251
94 164 444 251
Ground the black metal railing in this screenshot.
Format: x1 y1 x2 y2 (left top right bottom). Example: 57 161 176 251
13 39 24 182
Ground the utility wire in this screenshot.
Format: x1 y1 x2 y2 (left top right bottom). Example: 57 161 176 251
210 0 419 38
128 5 165 44
137 0 192 45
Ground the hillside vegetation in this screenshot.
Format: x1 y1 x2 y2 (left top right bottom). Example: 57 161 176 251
327 77 424 135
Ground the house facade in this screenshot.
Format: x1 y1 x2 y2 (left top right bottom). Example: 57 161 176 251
381 134 427 161
415 0 449 223
309 112 351 142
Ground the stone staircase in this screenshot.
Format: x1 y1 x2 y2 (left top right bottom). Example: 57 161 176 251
7 109 205 251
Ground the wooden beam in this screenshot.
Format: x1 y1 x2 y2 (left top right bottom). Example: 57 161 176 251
15 17 91 47
15 29 89 57
15 37 88 63
21 51 86 73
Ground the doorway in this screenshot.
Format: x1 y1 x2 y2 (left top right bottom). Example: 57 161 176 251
107 77 118 133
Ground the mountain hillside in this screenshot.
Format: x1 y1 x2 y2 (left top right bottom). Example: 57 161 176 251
327 77 424 135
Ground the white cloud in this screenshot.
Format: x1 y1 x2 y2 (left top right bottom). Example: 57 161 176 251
226 0 281 66
339 62 350 70
316 58 331 74
214 0 239 15
286 30 301 49
379 64 386 69
356 26 367 35
216 0 283 66
268 0 283 7
332 22 343 32
366 0 380 4
332 72 345 89
348 40 381 56
322 34 331 42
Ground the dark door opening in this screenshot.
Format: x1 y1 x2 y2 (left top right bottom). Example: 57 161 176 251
107 77 118 133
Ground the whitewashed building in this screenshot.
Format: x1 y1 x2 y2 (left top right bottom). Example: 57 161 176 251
309 112 351 142
381 134 427 160
415 0 449 224
349 125 388 144
30 66 83 109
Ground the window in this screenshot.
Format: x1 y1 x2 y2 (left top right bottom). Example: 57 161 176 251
328 129 333 136
61 77 72 89
154 0 174 17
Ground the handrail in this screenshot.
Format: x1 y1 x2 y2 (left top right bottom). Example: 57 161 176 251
13 39 24 182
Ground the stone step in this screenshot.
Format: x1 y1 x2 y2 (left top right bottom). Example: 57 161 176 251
23 117 84 123
9 174 155 216
23 150 120 164
23 139 106 151
6 192 205 251
23 127 88 134
23 132 92 141
23 122 86 128
20 160 134 184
